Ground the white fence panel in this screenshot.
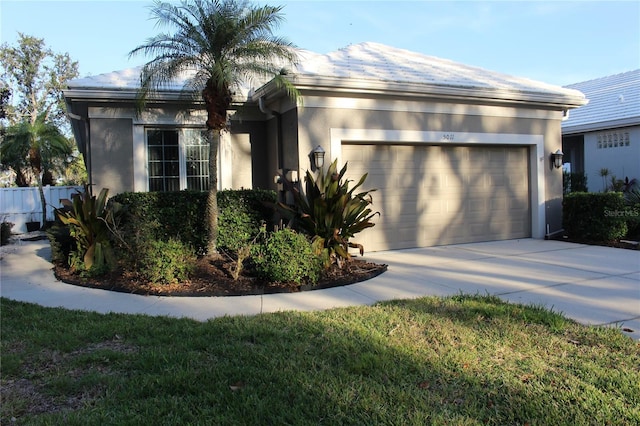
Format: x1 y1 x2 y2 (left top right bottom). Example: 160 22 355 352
0 186 83 233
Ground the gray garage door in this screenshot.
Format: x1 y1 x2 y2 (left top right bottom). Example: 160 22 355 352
342 143 531 252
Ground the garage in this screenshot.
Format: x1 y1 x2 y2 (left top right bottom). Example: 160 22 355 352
342 143 531 251
252 42 586 252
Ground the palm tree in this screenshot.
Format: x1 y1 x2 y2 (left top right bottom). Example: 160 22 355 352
129 0 299 254
1 113 73 228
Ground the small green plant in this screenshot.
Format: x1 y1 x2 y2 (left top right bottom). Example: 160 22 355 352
609 175 625 192
251 228 321 284
1 220 14 246
46 224 75 266
280 160 379 267
138 238 196 285
563 171 587 194
599 168 610 192
56 185 118 274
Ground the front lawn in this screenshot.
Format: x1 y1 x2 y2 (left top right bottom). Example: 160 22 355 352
1 295 638 425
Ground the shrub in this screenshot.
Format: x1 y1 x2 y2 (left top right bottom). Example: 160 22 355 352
110 189 276 256
563 192 628 241
1 221 14 246
217 189 277 254
46 224 75 266
623 188 640 239
138 238 196 285
56 185 118 274
251 228 321 285
110 191 208 254
280 160 379 267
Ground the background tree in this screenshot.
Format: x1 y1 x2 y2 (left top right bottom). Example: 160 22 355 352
0 33 82 188
0 87 10 121
129 0 299 254
1 113 74 227
0 33 78 128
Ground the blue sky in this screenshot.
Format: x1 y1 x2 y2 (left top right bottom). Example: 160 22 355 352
1 0 638 86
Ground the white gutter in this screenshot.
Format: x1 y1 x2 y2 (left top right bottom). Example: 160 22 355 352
252 75 587 110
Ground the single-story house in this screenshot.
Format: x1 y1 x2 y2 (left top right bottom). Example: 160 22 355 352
561 69 640 192
63 42 586 252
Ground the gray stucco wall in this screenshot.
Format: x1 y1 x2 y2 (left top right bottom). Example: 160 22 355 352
542 118 564 233
292 100 565 236
584 126 640 192
229 120 270 189
89 118 134 195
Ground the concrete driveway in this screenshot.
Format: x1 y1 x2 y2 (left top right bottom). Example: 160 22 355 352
1 238 638 339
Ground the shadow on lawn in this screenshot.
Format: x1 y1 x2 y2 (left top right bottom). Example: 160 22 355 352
1 296 636 425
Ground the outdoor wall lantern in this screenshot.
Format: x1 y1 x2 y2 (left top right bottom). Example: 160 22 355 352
551 149 564 169
312 145 326 170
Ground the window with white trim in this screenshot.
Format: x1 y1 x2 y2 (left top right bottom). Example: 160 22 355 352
147 128 209 192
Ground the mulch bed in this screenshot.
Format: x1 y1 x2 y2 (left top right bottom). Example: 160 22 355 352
54 256 388 297
46 234 638 297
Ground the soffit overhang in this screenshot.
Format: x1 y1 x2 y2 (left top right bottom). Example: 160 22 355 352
253 74 587 111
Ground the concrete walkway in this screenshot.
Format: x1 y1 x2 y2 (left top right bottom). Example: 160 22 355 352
1 238 639 339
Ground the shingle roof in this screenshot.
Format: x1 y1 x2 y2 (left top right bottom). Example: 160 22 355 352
66 42 585 107
562 69 640 134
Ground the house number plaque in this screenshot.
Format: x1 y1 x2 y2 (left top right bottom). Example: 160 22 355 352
441 133 455 141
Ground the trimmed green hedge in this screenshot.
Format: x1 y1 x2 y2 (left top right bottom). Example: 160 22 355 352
563 192 628 241
110 189 277 255
110 190 208 252
217 189 278 252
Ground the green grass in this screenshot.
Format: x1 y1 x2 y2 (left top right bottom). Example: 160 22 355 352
1 295 638 425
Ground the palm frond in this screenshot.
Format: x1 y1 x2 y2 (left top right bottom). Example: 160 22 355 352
129 0 300 116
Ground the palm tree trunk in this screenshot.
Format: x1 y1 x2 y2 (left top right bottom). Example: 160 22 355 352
206 129 220 254
37 172 46 230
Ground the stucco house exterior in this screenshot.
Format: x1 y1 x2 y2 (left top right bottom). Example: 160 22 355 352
562 69 640 192
63 42 586 252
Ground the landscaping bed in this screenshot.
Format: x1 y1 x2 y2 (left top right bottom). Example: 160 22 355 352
53 256 388 297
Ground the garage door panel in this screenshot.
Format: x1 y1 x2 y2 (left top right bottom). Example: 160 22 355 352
467 199 490 214
489 197 508 212
343 143 531 251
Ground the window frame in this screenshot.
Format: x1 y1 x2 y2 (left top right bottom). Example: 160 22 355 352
145 127 209 192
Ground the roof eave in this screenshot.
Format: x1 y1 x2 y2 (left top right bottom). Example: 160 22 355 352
63 88 200 104
253 75 587 110
562 117 640 135
63 87 249 106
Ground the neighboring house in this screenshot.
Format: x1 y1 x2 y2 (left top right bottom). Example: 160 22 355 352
63 42 586 252
562 69 640 192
